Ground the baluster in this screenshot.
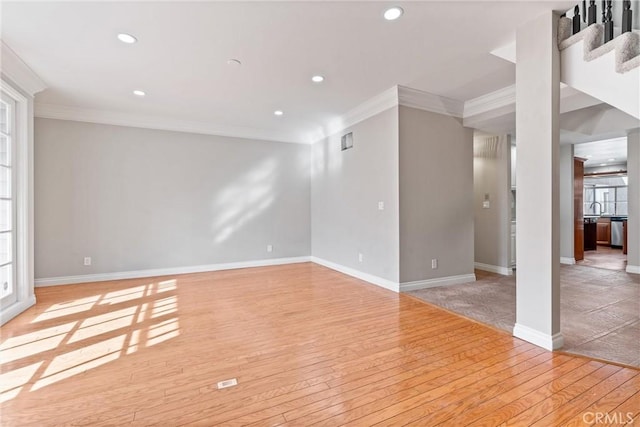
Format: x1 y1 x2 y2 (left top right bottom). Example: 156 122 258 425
605 0 614 42
573 5 582 34
622 0 632 33
588 0 597 25
583 0 587 22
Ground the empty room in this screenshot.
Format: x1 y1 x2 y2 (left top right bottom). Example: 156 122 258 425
1 1 639 425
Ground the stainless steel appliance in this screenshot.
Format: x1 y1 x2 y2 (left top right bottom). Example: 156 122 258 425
611 218 624 248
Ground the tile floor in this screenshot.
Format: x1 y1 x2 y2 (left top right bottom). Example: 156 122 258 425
578 245 628 271
408 265 640 367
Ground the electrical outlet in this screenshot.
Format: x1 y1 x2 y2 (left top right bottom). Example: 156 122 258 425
378 201 385 210
431 259 438 269
267 244 273 252
83 257 92 266
358 253 363 263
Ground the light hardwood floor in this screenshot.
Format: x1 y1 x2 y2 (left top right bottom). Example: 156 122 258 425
1 263 638 426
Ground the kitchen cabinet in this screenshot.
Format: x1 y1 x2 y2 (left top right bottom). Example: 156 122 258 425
584 219 597 251
597 217 611 245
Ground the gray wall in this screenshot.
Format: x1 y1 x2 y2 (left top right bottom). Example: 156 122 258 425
560 144 575 262
473 135 511 270
311 107 400 282
399 105 474 283
628 129 640 271
35 118 311 279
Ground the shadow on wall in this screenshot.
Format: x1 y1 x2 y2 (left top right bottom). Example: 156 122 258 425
0 279 180 403
210 157 278 244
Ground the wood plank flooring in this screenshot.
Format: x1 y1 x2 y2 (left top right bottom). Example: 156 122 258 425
1 262 638 426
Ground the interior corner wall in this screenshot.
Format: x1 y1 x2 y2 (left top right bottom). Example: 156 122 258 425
473 134 511 271
559 144 575 262
34 118 311 280
310 107 400 283
398 105 474 284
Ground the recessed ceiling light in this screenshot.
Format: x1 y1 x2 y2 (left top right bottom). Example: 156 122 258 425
383 6 404 21
133 90 146 97
274 110 284 116
117 33 137 44
311 75 324 83
608 158 615 161
227 59 242 67
600 163 607 166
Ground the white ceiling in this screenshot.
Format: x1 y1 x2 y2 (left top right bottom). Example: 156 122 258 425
1 1 575 143
574 137 628 167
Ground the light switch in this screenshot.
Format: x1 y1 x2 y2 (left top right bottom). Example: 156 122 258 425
483 201 490 209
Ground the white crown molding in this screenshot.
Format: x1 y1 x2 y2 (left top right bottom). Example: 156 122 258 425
35 103 306 144
398 85 464 118
400 273 476 292
310 256 399 293
318 86 399 142
1 41 47 96
463 85 516 118
35 256 311 287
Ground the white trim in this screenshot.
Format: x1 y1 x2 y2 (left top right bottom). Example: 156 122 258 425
35 103 306 145
474 262 513 276
0 295 36 326
318 86 399 142
626 265 640 274
398 85 464 118
400 274 477 292
310 256 399 292
35 256 311 287
0 41 47 96
513 323 564 351
463 85 516 118
560 257 576 265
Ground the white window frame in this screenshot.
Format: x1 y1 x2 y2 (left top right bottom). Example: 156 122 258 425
0 79 34 325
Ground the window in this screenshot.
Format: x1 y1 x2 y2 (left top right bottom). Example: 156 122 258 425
583 175 628 216
0 92 16 309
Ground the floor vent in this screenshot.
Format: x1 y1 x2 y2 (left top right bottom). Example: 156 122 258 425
217 378 238 389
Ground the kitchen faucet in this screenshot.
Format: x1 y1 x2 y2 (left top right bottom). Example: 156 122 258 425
589 201 602 215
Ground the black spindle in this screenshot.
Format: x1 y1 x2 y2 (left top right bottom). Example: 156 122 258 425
588 1 597 25
573 5 582 34
622 0 632 34
605 0 613 42
583 0 588 22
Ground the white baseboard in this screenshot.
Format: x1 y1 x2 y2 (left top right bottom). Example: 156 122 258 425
309 256 399 292
35 256 311 287
474 262 513 276
400 273 476 292
560 257 576 265
513 323 564 351
1 295 36 326
626 265 640 274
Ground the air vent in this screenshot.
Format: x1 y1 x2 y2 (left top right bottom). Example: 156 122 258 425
217 378 238 389
341 132 353 151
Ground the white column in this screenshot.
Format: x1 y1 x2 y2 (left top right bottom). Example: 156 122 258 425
514 11 563 350
560 144 575 264
627 129 640 273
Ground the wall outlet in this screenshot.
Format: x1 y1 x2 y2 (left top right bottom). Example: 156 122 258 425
358 253 363 263
431 259 438 269
267 244 273 253
83 257 92 266
378 201 385 210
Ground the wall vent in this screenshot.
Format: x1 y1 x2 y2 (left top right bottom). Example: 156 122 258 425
217 378 238 389
341 132 353 151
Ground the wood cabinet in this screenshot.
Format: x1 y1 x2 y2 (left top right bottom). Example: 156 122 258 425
574 158 585 261
597 217 611 245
